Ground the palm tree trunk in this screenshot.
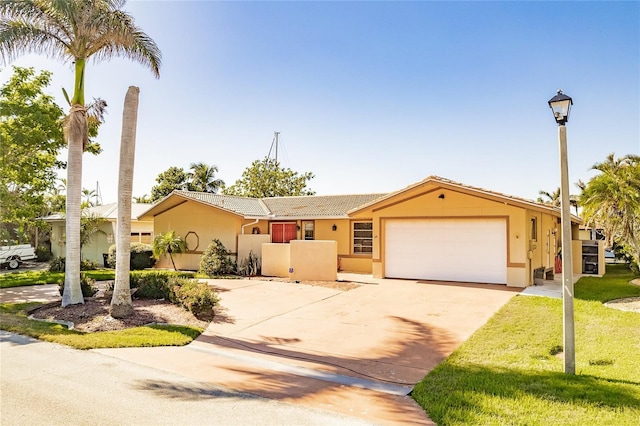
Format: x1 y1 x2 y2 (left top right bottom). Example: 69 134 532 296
61 106 87 307
111 87 140 318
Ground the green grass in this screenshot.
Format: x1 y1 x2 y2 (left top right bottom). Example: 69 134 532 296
0 302 202 349
0 269 116 288
412 264 640 425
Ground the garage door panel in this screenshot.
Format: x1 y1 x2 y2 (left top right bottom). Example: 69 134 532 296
385 219 507 284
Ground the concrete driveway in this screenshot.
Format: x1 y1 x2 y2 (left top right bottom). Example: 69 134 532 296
96 275 520 425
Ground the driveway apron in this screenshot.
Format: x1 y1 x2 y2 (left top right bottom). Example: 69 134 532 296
95 277 519 425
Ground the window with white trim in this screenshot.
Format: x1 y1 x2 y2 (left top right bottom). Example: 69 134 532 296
353 221 373 254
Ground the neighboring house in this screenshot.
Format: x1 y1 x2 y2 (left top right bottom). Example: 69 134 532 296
138 175 596 287
41 203 154 265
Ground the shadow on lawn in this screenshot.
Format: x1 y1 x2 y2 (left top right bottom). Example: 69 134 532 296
413 363 640 423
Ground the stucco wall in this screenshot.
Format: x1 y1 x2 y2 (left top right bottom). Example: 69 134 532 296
238 234 271 265
262 243 290 277
153 200 243 271
349 184 564 287
289 240 337 282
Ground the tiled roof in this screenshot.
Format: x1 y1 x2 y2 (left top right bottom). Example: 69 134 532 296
174 191 270 217
262 194 387 218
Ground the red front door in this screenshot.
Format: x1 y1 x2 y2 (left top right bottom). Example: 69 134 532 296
272 223 297 243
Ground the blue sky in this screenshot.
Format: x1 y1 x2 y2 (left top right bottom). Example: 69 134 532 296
1 1 638 204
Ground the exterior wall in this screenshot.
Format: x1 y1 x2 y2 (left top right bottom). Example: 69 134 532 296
262 243 290 277
238 234 271 265
289 240 337 281
48 220 152 266
152 201 243 271
349 184 563 287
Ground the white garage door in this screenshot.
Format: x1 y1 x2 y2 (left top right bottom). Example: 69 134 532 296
385 218 507 284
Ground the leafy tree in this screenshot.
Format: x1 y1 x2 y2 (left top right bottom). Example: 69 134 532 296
0 66 65 244
152 230 187 271
188 162 224 193
0 0 161 307
150 167 189 201
223 157 315 198
580 153 640 267
79 213 107 256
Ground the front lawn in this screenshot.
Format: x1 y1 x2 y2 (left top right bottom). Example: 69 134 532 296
412 264 640 425
0 302 202 349
0 269 115 288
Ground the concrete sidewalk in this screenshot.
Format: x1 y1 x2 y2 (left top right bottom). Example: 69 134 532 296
1 277 521 425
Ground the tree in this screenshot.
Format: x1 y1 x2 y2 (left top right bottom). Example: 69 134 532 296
111 86 139 318
580 153 640 267
79 213 107 256
150 167 189 201
0 66 65 244
537 187 580 214
223 157 315 198
152 231 186 271
0 0 161 307
188 162 224 193
82 188 97 208
133 194 151 203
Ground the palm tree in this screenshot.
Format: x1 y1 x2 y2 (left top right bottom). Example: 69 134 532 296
82 188 96 207
537 188 561 206
111 86 139 318
152 231 186 271
0 0 161 307
133 194 151 203
580 153 640 265
188 162 225 193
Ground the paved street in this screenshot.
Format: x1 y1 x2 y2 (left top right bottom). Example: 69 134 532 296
0 331 372 426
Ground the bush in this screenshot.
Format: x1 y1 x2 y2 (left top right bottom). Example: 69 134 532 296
199 239 236 277
57 273 98 297
107 243 156 270
49 257 100 272
49 257 65 272
36 245 52 262
237 251 261 276
169 277 219 318
129 270 195 299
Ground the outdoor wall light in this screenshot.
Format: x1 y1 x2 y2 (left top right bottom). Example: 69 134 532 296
332 224 337 231
548 89 573 125
438 193 445 199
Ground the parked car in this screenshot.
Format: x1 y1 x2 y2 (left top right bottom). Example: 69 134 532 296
0 244 37 270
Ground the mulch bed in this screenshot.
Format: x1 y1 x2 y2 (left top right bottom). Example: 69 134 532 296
29 297 209 332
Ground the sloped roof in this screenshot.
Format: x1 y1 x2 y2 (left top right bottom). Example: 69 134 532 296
40 203 153 222
262 194 387 218
172 191 270 217
348 175 581 222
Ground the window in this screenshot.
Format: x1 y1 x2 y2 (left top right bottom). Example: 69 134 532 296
353 222 373 254
530 217 537 241
302 221 314 240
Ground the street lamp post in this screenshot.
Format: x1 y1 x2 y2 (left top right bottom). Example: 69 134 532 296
548 89 575 375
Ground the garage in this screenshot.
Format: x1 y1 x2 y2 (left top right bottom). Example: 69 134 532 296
385 218 507 284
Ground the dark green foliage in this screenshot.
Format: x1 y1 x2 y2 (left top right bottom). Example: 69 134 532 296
199 239 236 276
57 273 97 297
48 257 65 272
35 246 52 262
107 243 155 270
237 250 261 276
169 277 218 318
129 270 194 299
49 257 100 272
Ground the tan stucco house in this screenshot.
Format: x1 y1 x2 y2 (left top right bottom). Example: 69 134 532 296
138 176 603 287
42 203 154 265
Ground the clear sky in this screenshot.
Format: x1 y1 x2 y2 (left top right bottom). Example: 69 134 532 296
1 1 638 204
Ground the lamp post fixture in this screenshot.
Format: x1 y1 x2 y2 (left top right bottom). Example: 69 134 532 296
548 89 575 375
